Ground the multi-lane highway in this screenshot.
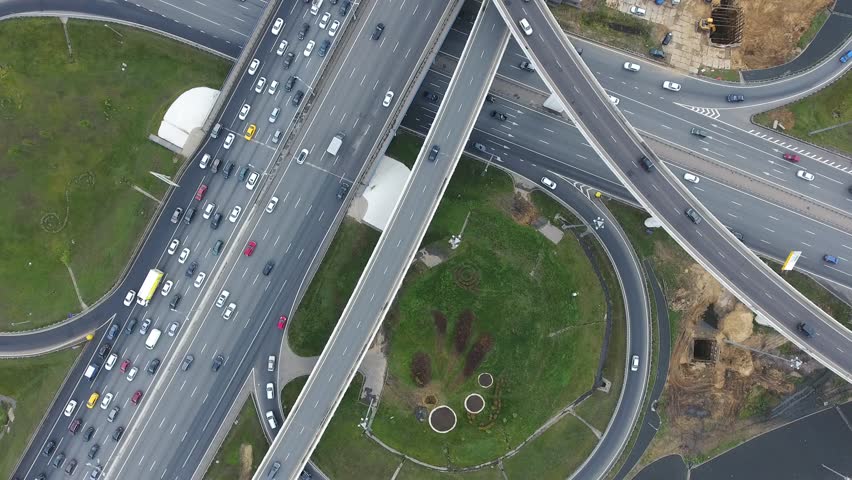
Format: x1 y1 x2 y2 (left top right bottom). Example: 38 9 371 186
5 0 852 479
493 1 852 382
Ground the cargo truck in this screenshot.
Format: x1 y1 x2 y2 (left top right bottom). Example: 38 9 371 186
136 269 164 306
326 133 345 156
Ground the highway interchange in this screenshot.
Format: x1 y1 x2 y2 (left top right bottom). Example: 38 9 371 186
3 0 852 479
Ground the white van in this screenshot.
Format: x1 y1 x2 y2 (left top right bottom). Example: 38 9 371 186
145 328 162 350
310 0 323 15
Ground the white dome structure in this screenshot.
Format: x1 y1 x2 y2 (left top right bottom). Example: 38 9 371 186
157 87 219 148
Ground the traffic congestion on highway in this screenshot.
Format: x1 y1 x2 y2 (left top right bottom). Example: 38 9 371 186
5 0 852 479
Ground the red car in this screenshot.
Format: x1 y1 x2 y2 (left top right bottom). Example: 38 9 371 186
277 316 287 330
195 184 208 201
244 241 257 256
119 359 131 373
783 152 800 162
131 390 143 405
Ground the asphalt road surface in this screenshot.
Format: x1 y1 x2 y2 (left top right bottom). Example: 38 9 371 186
103 1 458 479
495 0 852 384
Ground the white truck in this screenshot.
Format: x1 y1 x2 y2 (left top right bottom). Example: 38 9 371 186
136 269 164 306
326 133 345 156
84 363 100 381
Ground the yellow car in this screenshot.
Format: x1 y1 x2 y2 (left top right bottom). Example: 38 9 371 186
87 392 100 409
244 124 257 140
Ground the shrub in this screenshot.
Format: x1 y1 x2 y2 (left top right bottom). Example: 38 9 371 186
463 334 493 377
454 310 475 353
411 352 432 387
432 310 447 335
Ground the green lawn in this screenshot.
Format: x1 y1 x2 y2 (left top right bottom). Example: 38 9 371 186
797 10 830 49
0 19 229 330
205 400 267 480
574 239 628 432
550 0 655 55
0 350 80 477
311 374 402 478
753 72 852 155
699 67 741 83
397 463 503 479
502 414 599 479
369 153 606 466
288 220 380 356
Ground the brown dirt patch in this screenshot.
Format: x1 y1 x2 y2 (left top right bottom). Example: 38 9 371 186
734 0 833 69
759 108 797 131
238 444 252 480
643 260 804 464
429 405 457 433
465 393 486 414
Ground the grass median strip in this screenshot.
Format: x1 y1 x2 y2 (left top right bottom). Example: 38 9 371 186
0 350 79 478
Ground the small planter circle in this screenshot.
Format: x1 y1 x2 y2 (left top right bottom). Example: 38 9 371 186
478 373 494 388
464 393 485 414
428 405 457 433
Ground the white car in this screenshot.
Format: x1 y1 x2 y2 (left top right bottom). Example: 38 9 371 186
224 133 235 149
229 206 242 223
608 95 620 106
167 321 180 337
631 355 640 371
629 6 646 16
276 40 289 56
319 12 331 29
796 170 815 181
178 248 190 264
123 290 135 307
100 392 114 410
168 239 180 255
328 20 340 37
662 81 682 92
266 411 277 429
248 58 260 75
246 172 259 190
216 290 230 308
161 280 173 296
203 202 216 219
271 17 284 35
296 148 309 164
64 400 78 417
267 355 276 372
382 91 394 108
104 353 118 371
239 103 250 120
683 173 700 184
194 272 206 288
541 177 557 190
255 77 266 94
623 62 640 72
268 80 279 95
126 366 138 382
223 302 236 320
518 18 533 36
266 383 275 400
304 40 315 57
265 196 279 213
199 153 210 169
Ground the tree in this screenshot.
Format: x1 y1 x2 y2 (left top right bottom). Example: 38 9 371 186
411 352 432 387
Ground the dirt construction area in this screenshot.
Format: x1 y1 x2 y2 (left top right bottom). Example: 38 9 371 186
734 0 833 69
605 0 833 73
642 261 851 465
